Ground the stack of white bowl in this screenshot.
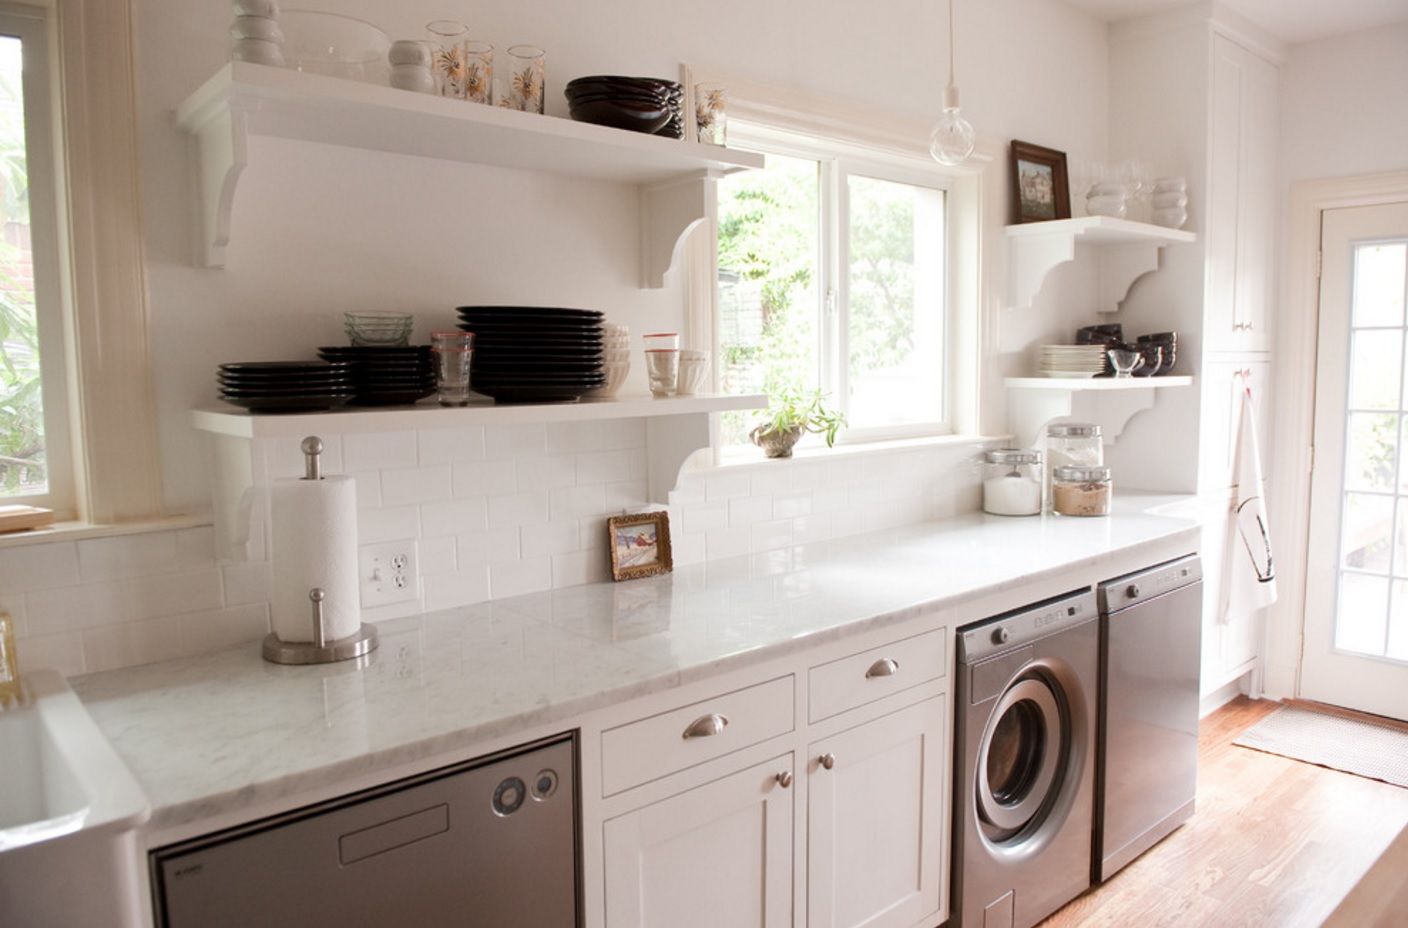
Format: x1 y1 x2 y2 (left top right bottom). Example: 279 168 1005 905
231 0 285 66
1039 344 1108 379
388 40 434 93
1085 181 1127 219
591 323 631 397
1151 177 1188 229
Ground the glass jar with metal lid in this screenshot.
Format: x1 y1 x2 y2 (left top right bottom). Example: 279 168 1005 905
983 449 1042 516
1051 464 1112 517
1046 423 1102 510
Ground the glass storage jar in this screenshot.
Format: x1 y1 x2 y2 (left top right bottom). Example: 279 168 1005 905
1051 465 1112 517
1046 423 1102 509
982 449 1043 516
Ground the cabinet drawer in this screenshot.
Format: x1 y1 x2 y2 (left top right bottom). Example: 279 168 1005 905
808 629 946 723
601 676 794 795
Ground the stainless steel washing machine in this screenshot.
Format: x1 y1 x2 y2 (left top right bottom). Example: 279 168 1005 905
953 589 1099 928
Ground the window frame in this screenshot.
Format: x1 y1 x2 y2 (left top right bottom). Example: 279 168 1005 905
719 119 960 446
0 4 73 514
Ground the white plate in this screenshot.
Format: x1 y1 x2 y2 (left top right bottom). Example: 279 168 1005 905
1041 371 1100 379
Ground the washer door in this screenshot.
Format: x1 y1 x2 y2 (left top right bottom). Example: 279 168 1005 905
976 673 1066 840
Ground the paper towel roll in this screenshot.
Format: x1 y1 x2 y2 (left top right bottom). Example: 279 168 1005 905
270 475 360 643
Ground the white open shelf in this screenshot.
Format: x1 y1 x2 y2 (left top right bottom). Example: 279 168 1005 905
177 63 764 274
1005 216 1197 313
1005 375 1194 390
1005 376 1196 448
192 392 767 439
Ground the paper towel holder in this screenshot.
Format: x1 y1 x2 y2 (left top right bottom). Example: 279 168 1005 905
262 586 379 665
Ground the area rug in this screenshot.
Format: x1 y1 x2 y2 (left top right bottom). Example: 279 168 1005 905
1233 705 1408 788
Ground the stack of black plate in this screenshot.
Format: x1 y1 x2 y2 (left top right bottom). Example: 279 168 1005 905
456 306 605 403
565 76 684 137
318 346 436 406
217 361 354 413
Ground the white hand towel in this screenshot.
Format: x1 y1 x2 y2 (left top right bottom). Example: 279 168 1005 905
1224 375 1277 622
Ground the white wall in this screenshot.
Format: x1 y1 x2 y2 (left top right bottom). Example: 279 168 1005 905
1279 21 1408 185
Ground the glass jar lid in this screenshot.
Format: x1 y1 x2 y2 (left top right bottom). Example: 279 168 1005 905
1053 465 1111 482
985 448 1041 465
1047 423 1102 438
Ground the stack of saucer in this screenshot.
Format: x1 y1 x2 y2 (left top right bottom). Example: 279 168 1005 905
1039 344 1108 379
590 324 630 397
230 0 285 66
1151 177 1188 229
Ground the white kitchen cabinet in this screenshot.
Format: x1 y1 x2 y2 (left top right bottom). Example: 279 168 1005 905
807 697 947 928
603 753 795 928
1205 34 1278 354
1198 356 1274 492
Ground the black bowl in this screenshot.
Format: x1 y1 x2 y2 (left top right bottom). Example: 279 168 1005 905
568 103 672 134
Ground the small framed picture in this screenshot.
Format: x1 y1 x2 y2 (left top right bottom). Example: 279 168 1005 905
608 511 673 581
1009 140 1071 224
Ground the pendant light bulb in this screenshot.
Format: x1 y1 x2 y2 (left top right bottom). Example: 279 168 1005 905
930 0 975 166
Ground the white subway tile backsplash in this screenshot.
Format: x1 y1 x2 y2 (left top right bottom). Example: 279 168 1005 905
0 592 25 634
749 466 795 496
82 616 186 674
600 418 647 450
424 568 490 611
549 484 606 521
27 582 125 633
551 549 608 588
516 456 577 492
452 460 517 498
122 568 225 620
484 424 547 460
77 533 178 582
672 532 705 566
705 526 751 560
791 514 833 545
15 631 84 676
420 497 489 537
750 519 793 553
521 521 582 558
546 421 604 454
488 491 549 529
343 430 419 472
457 528 522 566
180 604 269 653
418 536 458 575
706 472 751 501
490 557 552 598
772 492 813 519
359 506 421 542
417 426 486 464
728 495 773 526
575 449 635 486
381 465 453 506
223 561 272 606
680 502 728 533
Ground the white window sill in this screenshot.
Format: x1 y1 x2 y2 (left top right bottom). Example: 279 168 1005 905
0 513 208 549
700 433 1009 475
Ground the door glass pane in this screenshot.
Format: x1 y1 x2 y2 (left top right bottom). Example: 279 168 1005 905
846 174 945 430
1342 492 1392 573
716 151 822 447
1353 242 1406 328
1335 572 1389 655
1345 412 1399 492
1349 330 1402 410
0 36 45 497
1390 581 1408 661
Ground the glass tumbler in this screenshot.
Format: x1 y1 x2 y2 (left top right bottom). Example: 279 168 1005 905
506 45 545 113
646 349 680 397
427 23 491 102
694 83 726 145
432 331 474 406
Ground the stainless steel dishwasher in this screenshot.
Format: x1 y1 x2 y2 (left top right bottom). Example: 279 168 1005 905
152 734 578 927
1094 555 1202 883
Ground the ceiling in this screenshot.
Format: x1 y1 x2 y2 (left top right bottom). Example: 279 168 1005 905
1063 0 1408 43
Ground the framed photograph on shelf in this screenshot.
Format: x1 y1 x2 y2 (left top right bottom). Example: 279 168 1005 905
608 511 673 581
1009 140 1071 224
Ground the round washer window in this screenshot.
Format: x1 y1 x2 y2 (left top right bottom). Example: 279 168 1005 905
976 674 1066 838
986 699 1047 805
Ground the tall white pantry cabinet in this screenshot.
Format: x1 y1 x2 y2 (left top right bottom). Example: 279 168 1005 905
1108 7 1282 699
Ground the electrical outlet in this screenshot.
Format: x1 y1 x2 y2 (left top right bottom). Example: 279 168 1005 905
360 541 419 607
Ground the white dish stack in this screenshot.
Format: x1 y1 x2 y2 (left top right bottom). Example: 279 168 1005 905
230 0 285 66
1151 177 1188 229
1085 182 1127 219
1039 344 1108 378
388 40 434 93
590 323 630 397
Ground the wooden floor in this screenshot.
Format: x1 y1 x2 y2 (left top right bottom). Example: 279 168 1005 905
1040 697 1408 928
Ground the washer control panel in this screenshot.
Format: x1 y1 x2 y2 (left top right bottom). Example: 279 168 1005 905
958 589 1097 663
1098 555 1202 614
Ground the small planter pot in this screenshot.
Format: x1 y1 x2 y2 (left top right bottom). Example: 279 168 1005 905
750 424 803 459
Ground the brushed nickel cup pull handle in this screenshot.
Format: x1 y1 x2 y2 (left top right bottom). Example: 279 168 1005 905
865 657 899 678
819 752 836 770
775 770 793 788
683 713 729 739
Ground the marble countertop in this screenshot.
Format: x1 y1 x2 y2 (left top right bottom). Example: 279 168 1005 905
73 494 1200 833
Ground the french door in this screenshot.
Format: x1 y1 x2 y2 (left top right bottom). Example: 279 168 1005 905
1302 201 1408 719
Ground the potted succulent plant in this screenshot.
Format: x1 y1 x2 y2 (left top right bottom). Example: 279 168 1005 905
750 389 845 458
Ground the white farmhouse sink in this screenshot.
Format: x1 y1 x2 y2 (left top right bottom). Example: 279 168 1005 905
0 669 150 926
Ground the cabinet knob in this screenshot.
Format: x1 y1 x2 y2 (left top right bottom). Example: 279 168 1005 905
819 753 836 770
682 713 729 739
775 770 793 789
865 657 900 678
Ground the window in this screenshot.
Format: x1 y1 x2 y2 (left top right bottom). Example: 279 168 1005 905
717 123 952 447
0 6 70 511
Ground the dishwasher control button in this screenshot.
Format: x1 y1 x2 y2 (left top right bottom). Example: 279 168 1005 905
1127 583 1141 599
991 626 1010 645
493 777 527 816
531 769 559 800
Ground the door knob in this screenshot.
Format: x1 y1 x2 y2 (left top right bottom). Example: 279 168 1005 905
776 770 793 788
819 753 836 770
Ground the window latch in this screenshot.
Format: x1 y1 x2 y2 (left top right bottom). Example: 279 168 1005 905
825 287 837 316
